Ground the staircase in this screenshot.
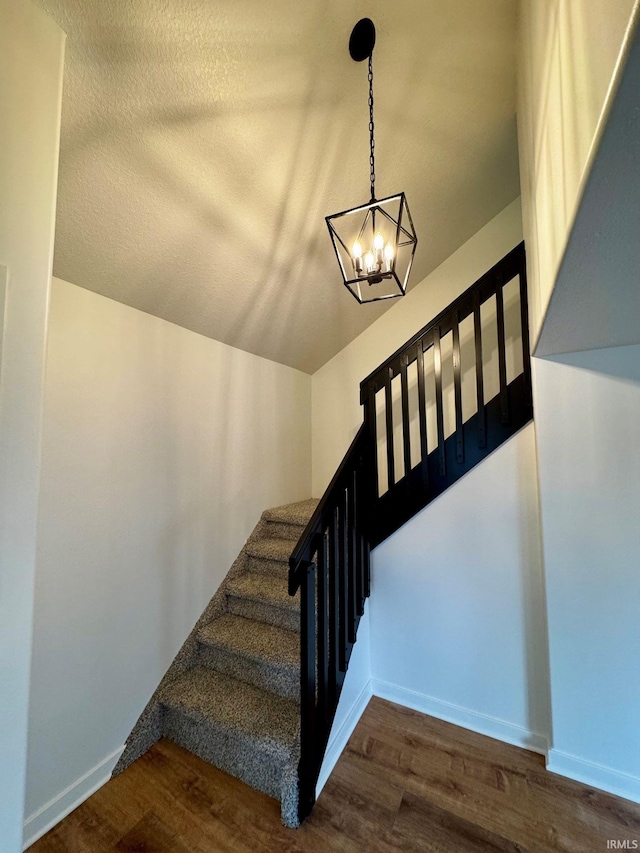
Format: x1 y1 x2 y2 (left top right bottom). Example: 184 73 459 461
114 498 318 827
117 242 533 830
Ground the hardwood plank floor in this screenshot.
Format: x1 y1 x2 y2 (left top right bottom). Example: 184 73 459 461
28 697 640 852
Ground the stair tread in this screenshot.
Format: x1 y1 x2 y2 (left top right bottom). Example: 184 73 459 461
227 573 299 611
198 613 299 668
262 498 319 526
162 666 299 747
245 537 295 563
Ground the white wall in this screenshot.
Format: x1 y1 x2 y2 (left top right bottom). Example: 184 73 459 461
371 423 549 752
0 3 64 851
311 199 550 752
517 0 638 343
312 198 524 496
533 347 640 800
518 0 640 801
25 278 311 841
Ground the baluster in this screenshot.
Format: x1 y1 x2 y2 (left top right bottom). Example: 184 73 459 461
518 249 533 407
384 367 395 488
316 532 329 743
496 275 509 424
364 535 371 599
433 330 446 476
352 468 364 618
356 527 365 618
347 480 357 643
352 466 362 617
299 558 316 820
365 415 378 547
400 353 411 477
452 315 464 464
416 340 429 493
363 382 379 499
337 493 348 672
357 447 368 616
473 291 486 448
328 508 339 706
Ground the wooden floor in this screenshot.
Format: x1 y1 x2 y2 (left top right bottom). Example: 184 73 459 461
29 697 640 852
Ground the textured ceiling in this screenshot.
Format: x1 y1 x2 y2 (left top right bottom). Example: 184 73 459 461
38 0 519 373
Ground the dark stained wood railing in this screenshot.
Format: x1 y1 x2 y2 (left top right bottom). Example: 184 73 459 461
290 241 532 823
359 242 532 546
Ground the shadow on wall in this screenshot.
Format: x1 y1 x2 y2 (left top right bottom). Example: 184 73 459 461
374 272 524 496
42 0 521 371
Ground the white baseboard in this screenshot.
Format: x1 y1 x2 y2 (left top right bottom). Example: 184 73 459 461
372 678 549 756
547 748 640 805
315 679 373 798
23 745 125 850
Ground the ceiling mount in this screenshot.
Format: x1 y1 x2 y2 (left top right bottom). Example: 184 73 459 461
349 18 376 62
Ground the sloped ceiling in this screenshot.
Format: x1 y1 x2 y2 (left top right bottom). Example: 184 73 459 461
38 0 519 373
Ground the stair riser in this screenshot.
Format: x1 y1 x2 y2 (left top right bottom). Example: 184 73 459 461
262 521 306 541
246 554 289 579
197 642 299 702
162 706 290 801
227 593 300 633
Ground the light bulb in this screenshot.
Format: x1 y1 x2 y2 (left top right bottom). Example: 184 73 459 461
352 241 364 277
384 242 394 272
373 233 384 268
364 251 375 273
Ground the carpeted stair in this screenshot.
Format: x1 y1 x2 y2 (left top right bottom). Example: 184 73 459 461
113 498 318 828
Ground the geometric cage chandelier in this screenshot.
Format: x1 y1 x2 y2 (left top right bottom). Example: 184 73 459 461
326 18 418 304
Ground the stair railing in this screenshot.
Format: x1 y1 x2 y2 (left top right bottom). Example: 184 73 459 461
360 241 532 546
290 241 532 822
288 423 373 822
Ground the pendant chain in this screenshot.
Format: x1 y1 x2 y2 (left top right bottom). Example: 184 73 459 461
368 53 376 201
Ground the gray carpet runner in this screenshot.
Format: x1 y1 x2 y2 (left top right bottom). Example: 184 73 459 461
113 498 318 828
